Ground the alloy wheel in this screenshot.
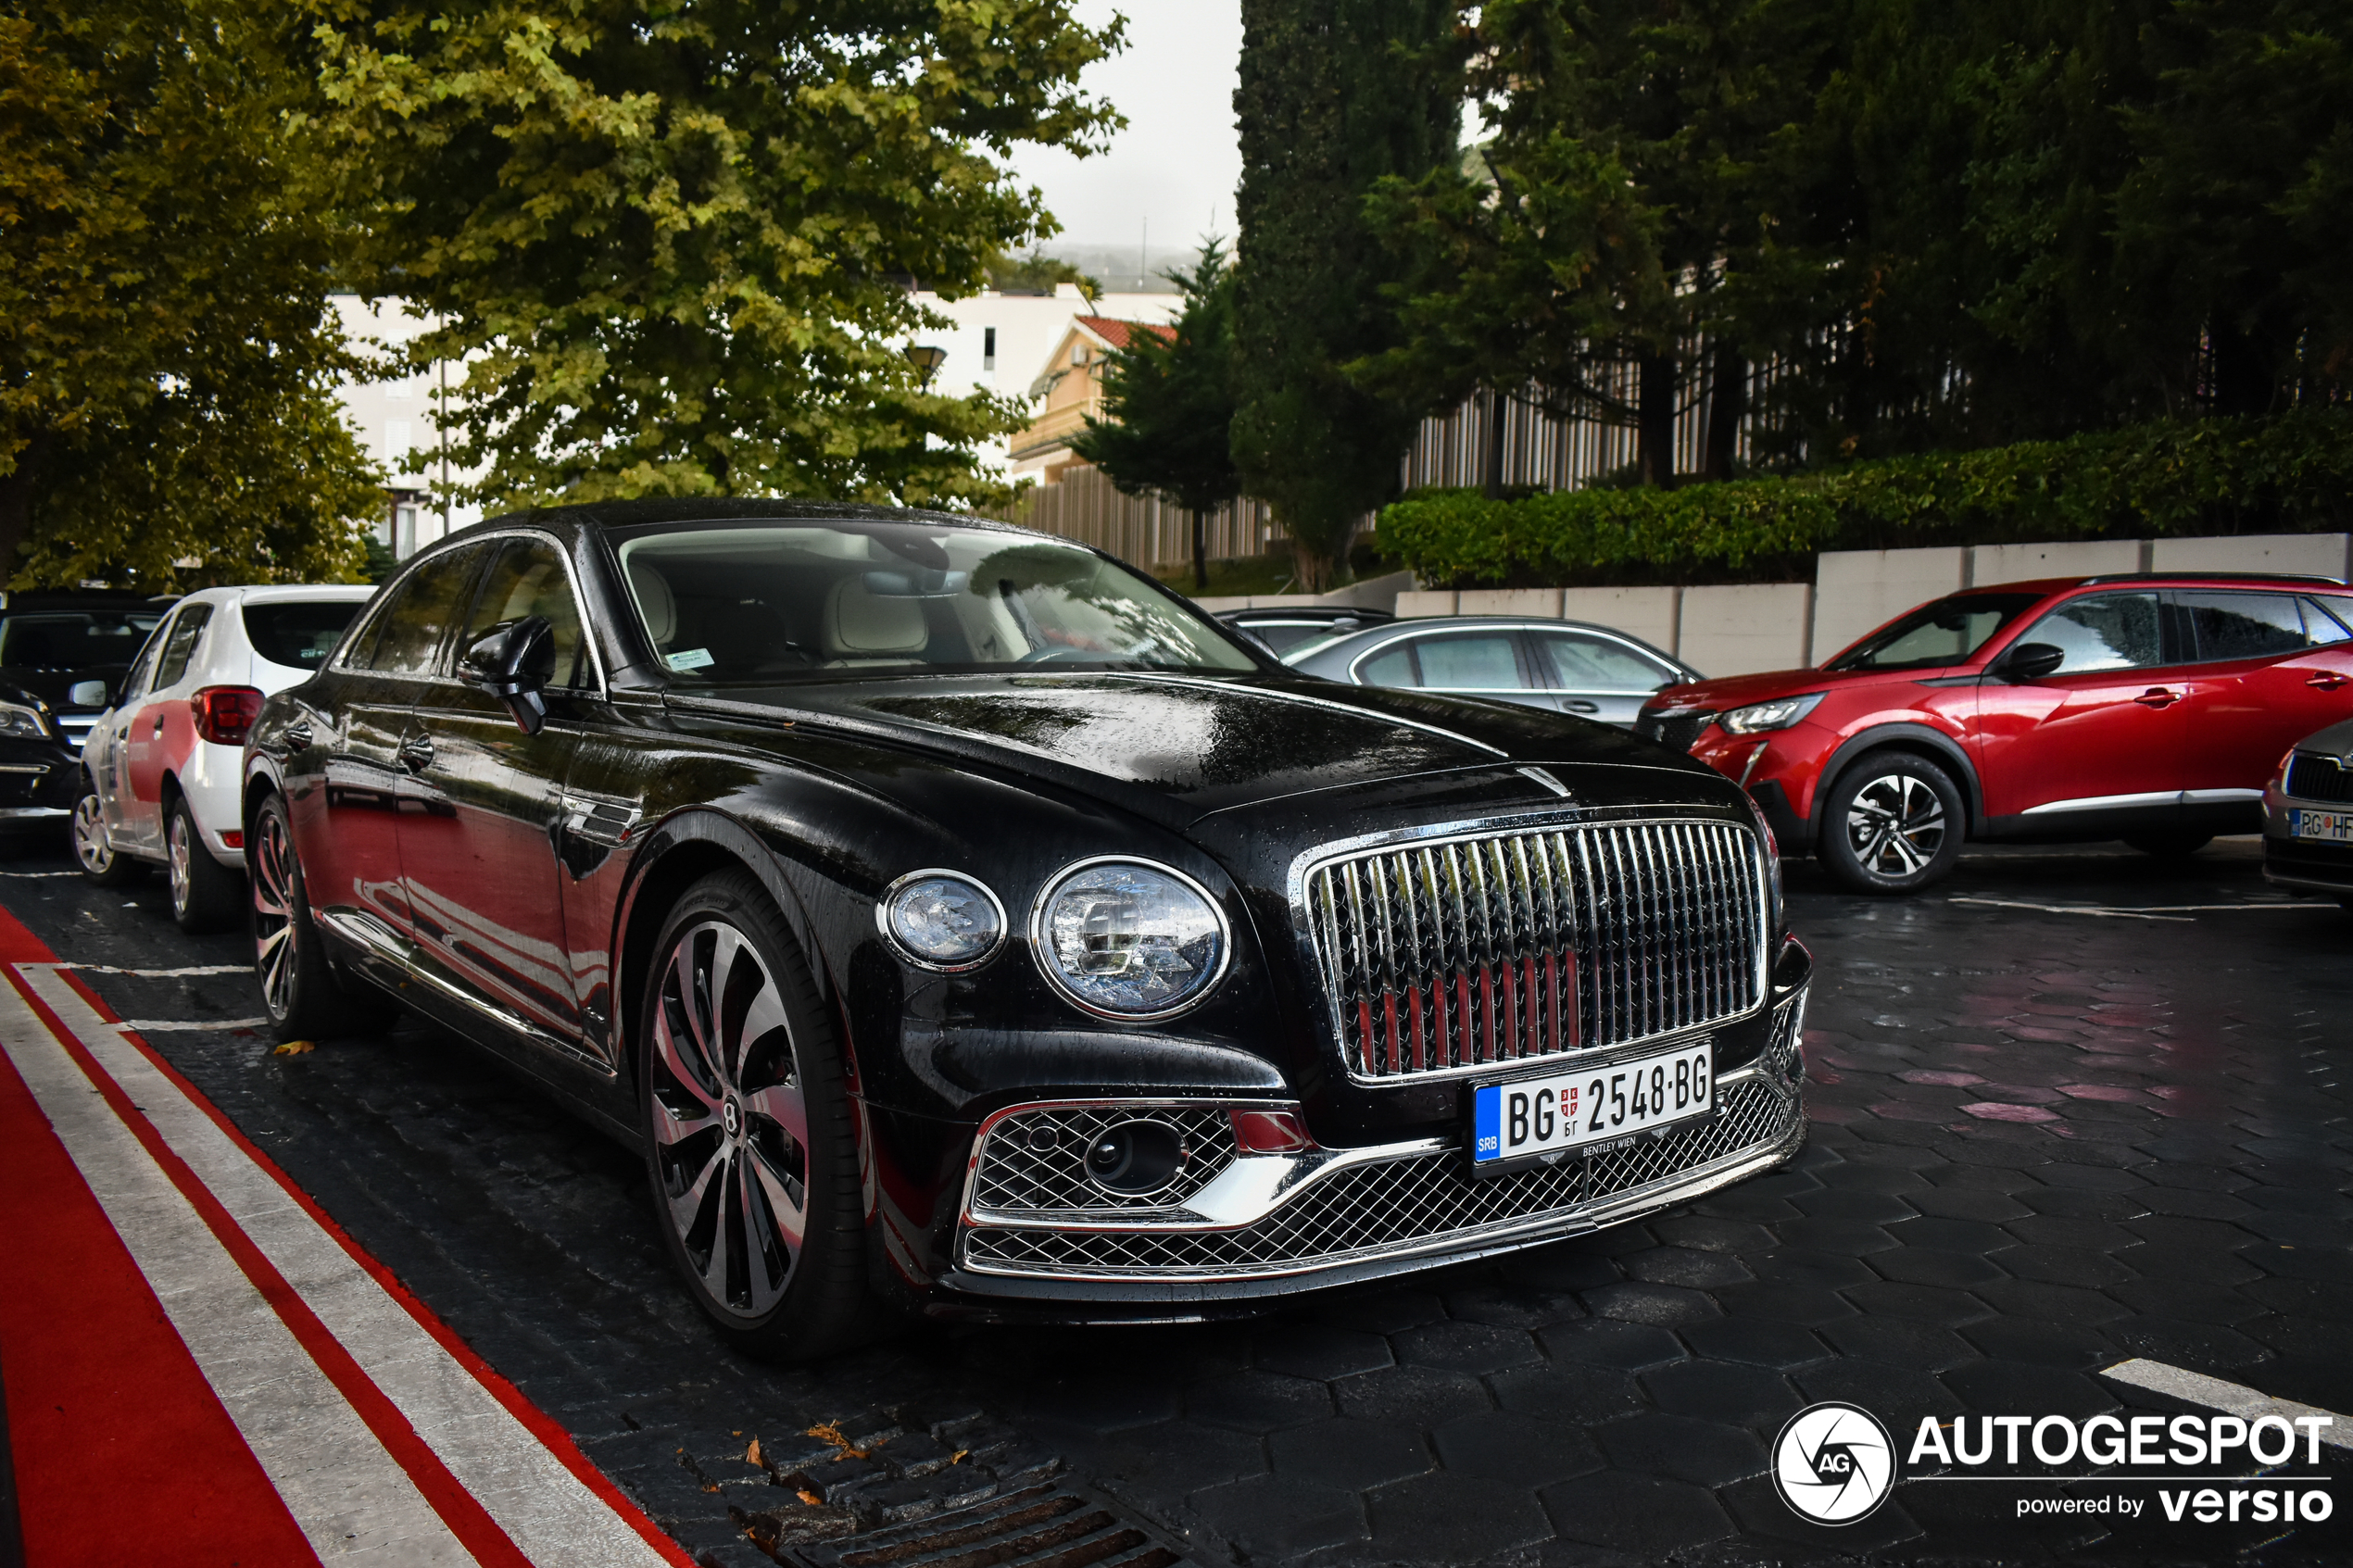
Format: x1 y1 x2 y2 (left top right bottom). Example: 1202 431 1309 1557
250 809 298 1019
1843 771 1947 878
71 794 113 875
648 920 810 1320
168 812 192 918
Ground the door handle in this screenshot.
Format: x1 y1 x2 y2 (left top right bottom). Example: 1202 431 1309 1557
151 713 166 735
2307 672 2350 691
284 720 313 751
2133 687 2178 709
1564 700 1600 714
396 733 435 772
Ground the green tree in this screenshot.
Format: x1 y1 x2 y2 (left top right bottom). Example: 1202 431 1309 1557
1068 239 1239 591
1361 0 1844 487
0 0 381 588
302 0 1124 513
1231 0 1458 588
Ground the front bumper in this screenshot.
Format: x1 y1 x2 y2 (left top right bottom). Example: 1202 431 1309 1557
938 985 1808 1308
0 738 80 825
2263 829 2353 896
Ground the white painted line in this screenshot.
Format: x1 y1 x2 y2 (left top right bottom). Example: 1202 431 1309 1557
2102 1359 2351 1451
0 870 82 878
113 1016 270 1033
0 979 475 1562
1948 897 2312 922
19 968 676 1568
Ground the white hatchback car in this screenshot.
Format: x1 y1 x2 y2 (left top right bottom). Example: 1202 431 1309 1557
74 584 377 930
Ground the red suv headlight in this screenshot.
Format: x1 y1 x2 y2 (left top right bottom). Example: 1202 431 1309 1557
190 685 266 746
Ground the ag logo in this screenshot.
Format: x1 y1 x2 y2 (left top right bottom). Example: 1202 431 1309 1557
1771 1401 1896 1524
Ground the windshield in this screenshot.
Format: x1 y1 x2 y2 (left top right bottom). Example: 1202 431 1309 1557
610 522 1261 681
1823 592 2045 672
0 609 167 671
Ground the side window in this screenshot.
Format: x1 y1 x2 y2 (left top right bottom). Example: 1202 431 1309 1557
1355 643 1418 687
366 546 490 677
1413 633 1527 689
2179 591 2310 662
1535 631 1672 691
460 538 590 688
2017 593 2162 675
151 604 215 689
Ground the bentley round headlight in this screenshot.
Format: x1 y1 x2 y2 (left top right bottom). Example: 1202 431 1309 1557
1034 859 1229 1020
878 871 1006 971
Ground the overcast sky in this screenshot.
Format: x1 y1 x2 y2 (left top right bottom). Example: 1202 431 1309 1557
1001 0 1245 254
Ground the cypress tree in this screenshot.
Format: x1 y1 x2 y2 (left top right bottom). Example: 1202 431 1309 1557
1231 0 1459 590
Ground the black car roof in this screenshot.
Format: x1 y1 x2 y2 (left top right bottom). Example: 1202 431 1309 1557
473 496 1036 538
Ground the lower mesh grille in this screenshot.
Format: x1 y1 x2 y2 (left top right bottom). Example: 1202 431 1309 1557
970 1105 1237 1217
961 1076 1797 1279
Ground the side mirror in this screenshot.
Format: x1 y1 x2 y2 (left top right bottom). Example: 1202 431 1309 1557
459 616 558 734
1996 642 2066 684
68 679 109 708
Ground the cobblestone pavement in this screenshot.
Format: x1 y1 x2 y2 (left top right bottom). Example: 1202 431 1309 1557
3 834 2347 1565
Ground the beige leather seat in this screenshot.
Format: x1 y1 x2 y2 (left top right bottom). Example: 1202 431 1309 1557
629 559 677 649
824 576 928 666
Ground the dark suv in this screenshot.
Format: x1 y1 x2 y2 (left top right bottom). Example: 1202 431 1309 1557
1639 572 2353 893
0 591 172 829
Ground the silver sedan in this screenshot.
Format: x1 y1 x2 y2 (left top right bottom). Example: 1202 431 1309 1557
1282 615 1700 726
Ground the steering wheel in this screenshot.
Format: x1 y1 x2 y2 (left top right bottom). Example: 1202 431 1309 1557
1015 646 1106 666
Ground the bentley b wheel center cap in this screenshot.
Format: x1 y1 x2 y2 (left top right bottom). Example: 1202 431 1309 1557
722 1098 742 1139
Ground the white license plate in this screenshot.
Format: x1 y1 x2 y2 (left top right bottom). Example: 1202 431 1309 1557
1471 1042 1714 1170
2291 808 2353 844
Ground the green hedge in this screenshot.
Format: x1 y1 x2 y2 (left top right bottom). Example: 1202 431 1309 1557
1378 410 2353 588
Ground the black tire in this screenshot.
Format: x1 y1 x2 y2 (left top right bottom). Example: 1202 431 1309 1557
247 792 398 1042
2122 831 2212 859
638 870 871 1360
70 773 145 888
167 796 244 934
1817 750 1968 894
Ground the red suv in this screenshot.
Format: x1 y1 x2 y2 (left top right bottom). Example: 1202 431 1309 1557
1638 572 2353 892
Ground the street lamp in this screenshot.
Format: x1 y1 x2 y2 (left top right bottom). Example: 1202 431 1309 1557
905 345 947 387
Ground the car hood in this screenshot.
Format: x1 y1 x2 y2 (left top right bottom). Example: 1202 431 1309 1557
670 671 1706 829
2293 717 2353 758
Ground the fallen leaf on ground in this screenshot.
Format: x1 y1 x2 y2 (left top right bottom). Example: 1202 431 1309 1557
950 1449 969 1463
804 1420 869 1459
271 1040 314 1056
797 1489 824 1507
745 1437 762 1466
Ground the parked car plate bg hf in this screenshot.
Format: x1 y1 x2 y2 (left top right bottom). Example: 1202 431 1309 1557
1471 1041 1715 1174
2288 808 2353 844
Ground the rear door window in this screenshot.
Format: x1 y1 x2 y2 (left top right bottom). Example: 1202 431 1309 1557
1532 630 1674 691
245 600 367 674
2017 593 2164 674
2178 591 2316 661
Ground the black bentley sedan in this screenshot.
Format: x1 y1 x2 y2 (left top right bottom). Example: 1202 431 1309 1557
242 501 1811 1354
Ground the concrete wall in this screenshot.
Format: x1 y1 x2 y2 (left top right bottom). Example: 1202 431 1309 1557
1562 588 1682 656
2149 532 2353 578
1812 547 1968 664
1678 583 1816 678
1365 532 2353 678
1969 538 2144 588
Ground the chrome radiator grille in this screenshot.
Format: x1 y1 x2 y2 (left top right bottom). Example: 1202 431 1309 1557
1302 818 1766 1083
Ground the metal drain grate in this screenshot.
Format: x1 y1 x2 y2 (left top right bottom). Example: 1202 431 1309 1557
788 1480 1195 1568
